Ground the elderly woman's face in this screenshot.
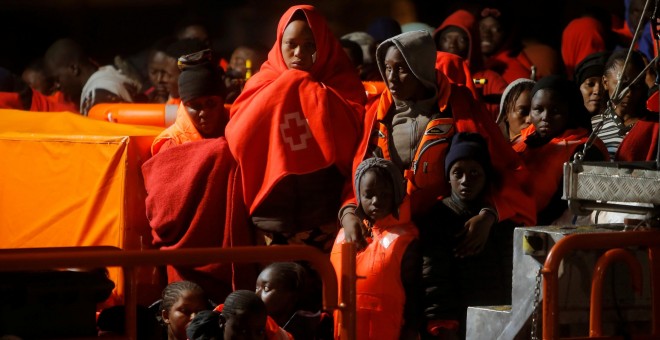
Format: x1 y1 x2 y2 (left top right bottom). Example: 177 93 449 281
281 19 316 72
383 46 426 101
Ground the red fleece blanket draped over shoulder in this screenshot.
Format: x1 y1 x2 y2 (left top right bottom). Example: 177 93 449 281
226 5 366 214
142 137 255 302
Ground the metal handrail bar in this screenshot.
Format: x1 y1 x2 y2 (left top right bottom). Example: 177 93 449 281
542 231 660 339
589 249 643 337
0 245 348 340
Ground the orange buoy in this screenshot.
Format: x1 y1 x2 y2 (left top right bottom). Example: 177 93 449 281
87 103 178 127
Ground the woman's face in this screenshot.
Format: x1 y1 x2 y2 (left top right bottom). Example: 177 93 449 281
530 89 570 140
255 267 296 319
184 95 226 138
602 61 644 118
579 76 603 114
162 289 208 340
506 89 532 138
281 19 316 72
479 16 504 56
383 46 426 101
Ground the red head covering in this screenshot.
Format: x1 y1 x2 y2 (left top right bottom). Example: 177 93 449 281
434 51 478 100
561 17 606 80
433 9 484 72
0 92 23 109
233 4 365 116
226 5 366 214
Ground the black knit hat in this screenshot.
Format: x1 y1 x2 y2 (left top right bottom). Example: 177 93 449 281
574 51 610 86
178 62 226 103
444 132 491 178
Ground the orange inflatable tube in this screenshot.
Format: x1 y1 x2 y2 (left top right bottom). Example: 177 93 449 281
88 103 178 127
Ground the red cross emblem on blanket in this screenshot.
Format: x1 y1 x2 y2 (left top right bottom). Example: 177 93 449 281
280 111 312 151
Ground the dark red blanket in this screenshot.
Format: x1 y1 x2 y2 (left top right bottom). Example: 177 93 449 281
142 137 255 302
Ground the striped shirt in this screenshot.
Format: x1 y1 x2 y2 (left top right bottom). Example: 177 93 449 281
592 115 626 159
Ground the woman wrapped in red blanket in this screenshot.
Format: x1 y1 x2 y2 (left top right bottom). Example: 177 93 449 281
225 5 366 252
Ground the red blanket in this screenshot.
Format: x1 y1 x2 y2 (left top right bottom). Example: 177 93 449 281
142 137 255 302
514 126 608 212
616 114 660 162
561 17 606 80
226 5 366 214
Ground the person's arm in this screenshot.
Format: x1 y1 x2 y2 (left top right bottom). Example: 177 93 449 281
454 207 496 257
338 204 368 251
400 238 423 340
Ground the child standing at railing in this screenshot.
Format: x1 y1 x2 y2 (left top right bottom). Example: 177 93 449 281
331 158 422 340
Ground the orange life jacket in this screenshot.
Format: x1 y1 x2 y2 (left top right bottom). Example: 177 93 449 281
370 89 459 215
331 202 418 340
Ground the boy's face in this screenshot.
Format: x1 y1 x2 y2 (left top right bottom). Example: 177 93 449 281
359 170 394 222
148 51 177 100
448 159 486 202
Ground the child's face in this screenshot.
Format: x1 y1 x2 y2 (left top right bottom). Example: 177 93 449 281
530 89 569 140
255 267 296 318
448 159 486 202
223 309 267 340
359 170 394 221
162 289 208 340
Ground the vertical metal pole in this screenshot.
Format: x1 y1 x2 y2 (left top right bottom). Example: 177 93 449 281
650 247 660 337
339 242 356 340
124 266 138 340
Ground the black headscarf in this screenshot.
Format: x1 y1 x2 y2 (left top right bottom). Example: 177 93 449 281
178 62 226 103
574 51 610 86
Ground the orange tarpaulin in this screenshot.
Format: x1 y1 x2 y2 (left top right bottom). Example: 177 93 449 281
0 109 164 305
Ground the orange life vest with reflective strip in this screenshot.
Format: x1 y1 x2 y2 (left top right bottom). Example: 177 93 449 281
331 202 418 340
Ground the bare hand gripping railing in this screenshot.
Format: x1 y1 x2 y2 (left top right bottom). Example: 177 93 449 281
0 245 356 340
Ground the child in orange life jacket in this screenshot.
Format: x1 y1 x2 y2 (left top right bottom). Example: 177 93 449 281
415 132 514 339
331 158 423 340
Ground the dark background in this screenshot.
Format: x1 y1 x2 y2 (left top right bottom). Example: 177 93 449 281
1 0 625 76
